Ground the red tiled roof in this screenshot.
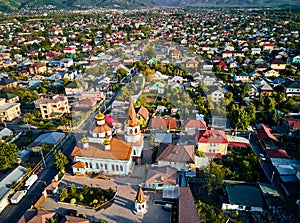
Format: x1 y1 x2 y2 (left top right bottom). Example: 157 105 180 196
265 149 290 159
150 116 177 130
205 152 223 158
198 129 228 144
137 106 149 120
256 124 278 142
184 119 206 129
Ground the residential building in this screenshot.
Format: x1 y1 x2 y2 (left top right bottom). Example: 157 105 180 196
208 86 225 102
0 98 21 121
197 128 229 156
34 94 70 119
0 78 17 89
29 63 47 75
155 144 195 170
270 58 287 70
65 80 88 97
234 71 249 83
184 119 207 135
283 81 300 97
221 182 264 212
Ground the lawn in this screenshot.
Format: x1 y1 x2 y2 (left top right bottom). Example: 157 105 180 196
59 184 116 208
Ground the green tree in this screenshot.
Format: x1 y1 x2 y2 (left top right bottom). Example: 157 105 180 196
70 184 77 195
229 106 251 131
54 150 69 171
264 97 276 111
0 142 18 171
144 46 156 59
205 162 226 193
246 103 256 121
60 188 68 201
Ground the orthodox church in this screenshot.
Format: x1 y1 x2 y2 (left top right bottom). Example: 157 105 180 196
71 100 144 176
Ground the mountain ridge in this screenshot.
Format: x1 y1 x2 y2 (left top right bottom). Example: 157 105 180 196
0 0 299 12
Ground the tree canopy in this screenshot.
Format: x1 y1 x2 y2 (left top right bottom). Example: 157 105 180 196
54 150 69 171
0 142 18 171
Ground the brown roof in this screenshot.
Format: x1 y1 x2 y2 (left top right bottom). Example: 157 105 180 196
150 116 177 130
156 144 195 163
18 209 55 223
128 99 138 126
72 161 86 168
91 123 112 133
72 137 132 161
178 187 201 223
136 106 149 120
71 146 83 157
60 216 89 223
135 186 147 203
184 119 206 129
146 166 177 185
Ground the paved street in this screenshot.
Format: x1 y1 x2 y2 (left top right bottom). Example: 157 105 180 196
0 135 76 223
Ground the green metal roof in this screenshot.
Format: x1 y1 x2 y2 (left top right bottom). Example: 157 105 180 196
225 183 263 207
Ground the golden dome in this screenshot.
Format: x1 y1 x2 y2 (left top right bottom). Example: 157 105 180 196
95 111 105 121
82 135 89 144
103 139 111 145
115 123 121 129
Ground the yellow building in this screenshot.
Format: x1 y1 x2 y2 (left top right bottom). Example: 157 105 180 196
34 94 70 119
197 128 229 156
0 98 21 121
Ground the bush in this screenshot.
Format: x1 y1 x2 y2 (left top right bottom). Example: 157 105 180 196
70 198 76 204
79 194 84 202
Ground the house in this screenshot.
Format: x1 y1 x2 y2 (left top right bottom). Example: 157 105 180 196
234 70 249 83
0 166 27 213
185 58 198 69
168 76 186 86
29 63 47 75
143 166 177 190
292 55 300 64
27 132 66 152
184 119 206 135
270 58 286 70
264 68 280 78
265 149 290 159
251 48 261 55
0 127 13 140
197 128 229 156
145 82 165 94
263 43 275 51
283 80 300 97
63 46 76 54
222 182 264 212
18 209 55 223
0 92 19 103
258 182 283 215
0 78 17 89
256 124 278 143
150 116 178 131
178 187 201 223
136 106 149 128
155 144 195 170
153 133 172 145
60 58 74 68
259 82 273 97
207 86 225 102
222 50 232 58
0 98 21 121
65 80 88 96
34 94 70 119
280 118 300 135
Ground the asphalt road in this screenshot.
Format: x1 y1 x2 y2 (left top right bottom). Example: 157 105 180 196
0 135 76 223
